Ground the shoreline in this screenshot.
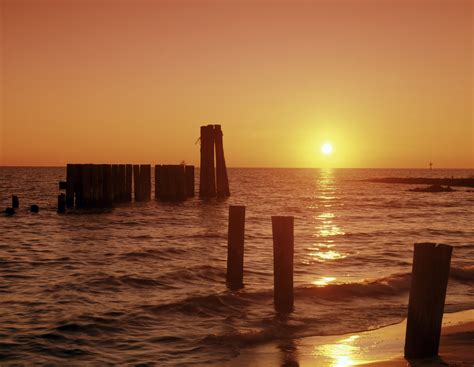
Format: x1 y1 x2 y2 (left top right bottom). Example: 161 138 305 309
226 309 474 367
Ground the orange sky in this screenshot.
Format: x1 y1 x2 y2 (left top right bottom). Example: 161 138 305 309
1 0 472 168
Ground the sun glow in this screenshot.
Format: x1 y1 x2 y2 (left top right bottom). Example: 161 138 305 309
321 143 333 155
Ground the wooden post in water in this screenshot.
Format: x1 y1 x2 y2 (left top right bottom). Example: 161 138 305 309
125 164 132 202
215 125 230 197
118 164 126 202
57 193 66 213
133 165 140 201
404 243 453 359
226 206 246 289
66 164 76 208
81 164 92 208
102 164 113 207
12 195 19 209
74 164 83 208
272 216 294 313
185 165 195 197
91 164 100 207
155 165 162 200
141 164 151 201
176 165 186 201
199 125 216 198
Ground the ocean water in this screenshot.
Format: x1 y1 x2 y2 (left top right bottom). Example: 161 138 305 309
0 167 473 366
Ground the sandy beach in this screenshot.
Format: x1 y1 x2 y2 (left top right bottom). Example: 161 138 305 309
227 309 474 367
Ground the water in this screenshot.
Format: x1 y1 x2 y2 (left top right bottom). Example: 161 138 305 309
1 167 473 365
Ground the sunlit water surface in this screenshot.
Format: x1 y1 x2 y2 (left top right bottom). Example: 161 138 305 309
1 168 473 365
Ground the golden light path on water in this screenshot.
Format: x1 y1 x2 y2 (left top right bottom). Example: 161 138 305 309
312 335 369 366
307 168 346 287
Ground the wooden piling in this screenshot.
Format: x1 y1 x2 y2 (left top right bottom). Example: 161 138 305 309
81 164 92 208
155 165 162 200
74 164 83 208
66 164 76 208
176 165 186 201
141 164 151 201
91 164 100 207
30 204 39 213
12 195 19 209
102 164 113 207
125 164 132 202
404 243 453 359
118 164 126 202
226 206 246 289
185 165 195 197
199 125 216 198
57 193 66 213
215 125 230 197
272 216 294 313
133 165 140 201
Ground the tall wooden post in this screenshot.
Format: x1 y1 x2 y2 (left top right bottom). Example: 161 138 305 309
125 164 132 202
133 165 140 201
102 164 113 207
111 165 119 203
81 164 92 208
185 165 195 197
215 124 230 197
57 193 66 213
199 125 216 198
118 164 126 202
91 164 100 207
226 206 246 289
74 164 83 208
66 164 76 208
404 243 453 359
141 164 151 201
155 165 162 200
272 216 294 313
176 165 186 201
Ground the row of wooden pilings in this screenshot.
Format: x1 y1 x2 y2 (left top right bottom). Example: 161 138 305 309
60 164 195 211
226 205 453 360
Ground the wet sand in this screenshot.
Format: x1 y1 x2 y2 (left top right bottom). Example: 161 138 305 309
227 309 474 367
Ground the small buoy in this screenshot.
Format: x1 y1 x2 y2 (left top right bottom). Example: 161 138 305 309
30 205 39 213
5 207 14 215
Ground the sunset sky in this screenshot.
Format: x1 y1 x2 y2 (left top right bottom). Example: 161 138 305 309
1 0 472 168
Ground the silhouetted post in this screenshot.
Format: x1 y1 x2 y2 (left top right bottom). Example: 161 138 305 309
141 164 151 201
5 207 14 215
118 164 126 202
125 164 132 201
30 205 39 213
74 164 83 208
226 206 246 289
185 165 195 197
176 165 186 201
97 164 105 207
215 125 230 197
91 164 100 207
81 164 92 208
404 243 453 359
199 125 216 198
57 193 66 213
12 195 19 209
155 165 162 200
66 164 76 208
133 165 140 201
272 216 294 313
102 164 113 207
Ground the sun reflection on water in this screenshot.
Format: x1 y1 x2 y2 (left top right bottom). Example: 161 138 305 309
313 335 368 366
312 276 336 286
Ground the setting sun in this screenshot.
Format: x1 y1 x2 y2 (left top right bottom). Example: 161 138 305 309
321 143 333 155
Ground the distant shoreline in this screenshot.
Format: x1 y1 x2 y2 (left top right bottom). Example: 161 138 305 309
366 177 474 188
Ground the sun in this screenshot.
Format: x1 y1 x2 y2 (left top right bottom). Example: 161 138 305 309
321 143 333 155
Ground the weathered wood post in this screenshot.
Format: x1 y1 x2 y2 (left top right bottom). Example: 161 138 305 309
12 195 19 209
91 164 100 207
199 125 216 198
57 193 66 213
215 124 230 197
111 164 119 203
133 165 140 201
81 164 92 208
125 164 132 202
404 243 453 359
74 164 83 208
155 165 162 200
185 165 195 197
102 164 113 207
141 164 151 201
66 164 76 208
272 216 294 313
118 164 126 202
226 205 246 289
176 165 187 201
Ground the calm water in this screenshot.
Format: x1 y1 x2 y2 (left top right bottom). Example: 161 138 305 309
1 167 473 365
